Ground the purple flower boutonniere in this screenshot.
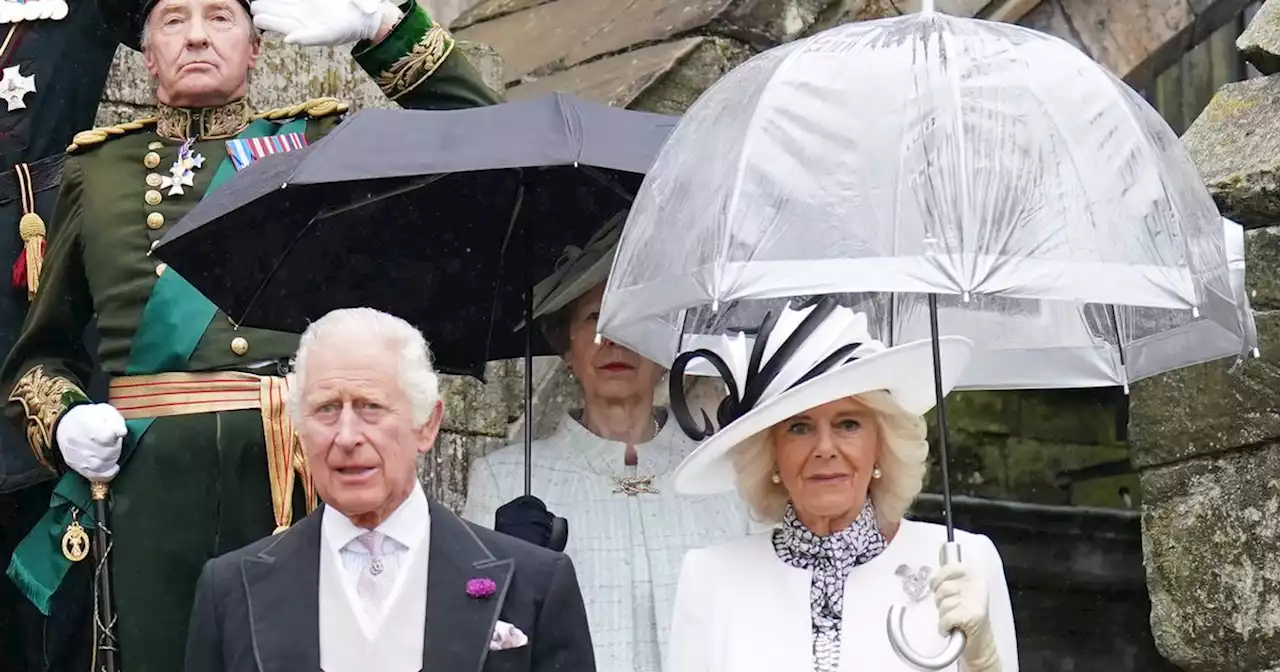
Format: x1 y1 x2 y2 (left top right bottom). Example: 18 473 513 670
466 577 497 599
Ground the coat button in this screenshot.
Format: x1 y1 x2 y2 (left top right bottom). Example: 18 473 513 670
148 141 164 150
144 190 162 206
143 152 161 169
146 212 165 230
146 173 163 187
231 337 249 356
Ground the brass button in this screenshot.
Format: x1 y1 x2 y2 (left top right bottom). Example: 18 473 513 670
146 173 163 187
155 263 167 276
230 337 249 356
144 190 162 206
146 212 165 230
143 152 161 169
148 141 164 150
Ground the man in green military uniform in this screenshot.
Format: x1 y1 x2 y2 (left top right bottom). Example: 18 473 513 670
0 0 502 669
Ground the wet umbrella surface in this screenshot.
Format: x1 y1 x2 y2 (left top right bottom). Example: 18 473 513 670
155 93 677 378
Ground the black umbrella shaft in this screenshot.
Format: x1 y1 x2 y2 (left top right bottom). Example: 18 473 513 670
92 494 118 672
927 293 955 542
523 217 533 497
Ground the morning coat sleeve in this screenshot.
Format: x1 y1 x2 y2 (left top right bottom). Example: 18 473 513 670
1 156 94 474
532 553 597 672
351 0 504 111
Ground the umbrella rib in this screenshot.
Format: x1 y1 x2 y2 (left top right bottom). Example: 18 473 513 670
577 165 638 202
238 175 442 323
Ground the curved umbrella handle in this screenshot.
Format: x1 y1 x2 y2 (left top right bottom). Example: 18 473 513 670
886 541 967 670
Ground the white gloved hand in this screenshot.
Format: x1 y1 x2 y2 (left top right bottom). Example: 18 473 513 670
55 403 127 482
249 0 400 46
931 562 1002 672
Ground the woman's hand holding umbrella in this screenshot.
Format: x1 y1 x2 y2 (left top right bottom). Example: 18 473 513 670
932 561 1001 672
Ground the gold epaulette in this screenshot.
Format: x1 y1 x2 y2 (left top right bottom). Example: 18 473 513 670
66 117 158 153
252 97 350 123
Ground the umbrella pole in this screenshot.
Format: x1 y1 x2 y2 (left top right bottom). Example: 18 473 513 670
926 293 955 541
886 293 965 669
523 221 533 497
90 482 118 672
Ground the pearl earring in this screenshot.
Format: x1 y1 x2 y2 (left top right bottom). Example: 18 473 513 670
872 466 883 479
770 471 781 484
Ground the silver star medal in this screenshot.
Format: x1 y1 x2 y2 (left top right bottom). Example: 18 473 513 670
0 65 35 112
895 564 933 603
161 139 206 196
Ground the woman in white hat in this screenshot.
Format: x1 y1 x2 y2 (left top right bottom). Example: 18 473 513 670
664 296 1018 672
463 212 755 672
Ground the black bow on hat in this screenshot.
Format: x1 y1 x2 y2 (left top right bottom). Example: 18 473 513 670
668 296 868 442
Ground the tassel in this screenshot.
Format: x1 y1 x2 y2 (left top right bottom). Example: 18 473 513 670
18 212 45 301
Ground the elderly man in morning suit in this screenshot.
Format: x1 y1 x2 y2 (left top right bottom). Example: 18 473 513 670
185 308 596 672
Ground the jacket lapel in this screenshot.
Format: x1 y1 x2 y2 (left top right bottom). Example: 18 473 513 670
241 510 323 672
423 499 515 672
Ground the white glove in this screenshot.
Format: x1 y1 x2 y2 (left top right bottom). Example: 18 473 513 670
249 0 400 46
55 403 127 482
931 562 1002 672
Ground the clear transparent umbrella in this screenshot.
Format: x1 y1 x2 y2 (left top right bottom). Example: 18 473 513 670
596 4 1244 668
611 215 1258 394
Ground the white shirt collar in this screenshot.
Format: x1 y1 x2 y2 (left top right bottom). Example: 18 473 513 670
322 484 430 553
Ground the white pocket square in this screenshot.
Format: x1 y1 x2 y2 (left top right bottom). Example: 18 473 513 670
490 620 529 651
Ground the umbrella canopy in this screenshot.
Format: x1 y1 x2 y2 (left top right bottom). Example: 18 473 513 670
598 11 1234 350
610 216 1257 390
155 93 678 378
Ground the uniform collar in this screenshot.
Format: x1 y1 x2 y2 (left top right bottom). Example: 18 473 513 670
322 483 431 553
155 98 253 140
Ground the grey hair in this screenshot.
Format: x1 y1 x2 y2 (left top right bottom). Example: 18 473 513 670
287 308 441 427
729 390 929 530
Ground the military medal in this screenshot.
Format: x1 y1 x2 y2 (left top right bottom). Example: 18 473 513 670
61 513 90 563
160 138 205 196
0 0 68 23
226 132 310 171
0 65 35 111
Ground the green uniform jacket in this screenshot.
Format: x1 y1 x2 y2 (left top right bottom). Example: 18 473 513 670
2 1 503 477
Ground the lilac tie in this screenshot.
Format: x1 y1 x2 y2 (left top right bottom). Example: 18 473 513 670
355 530 389 617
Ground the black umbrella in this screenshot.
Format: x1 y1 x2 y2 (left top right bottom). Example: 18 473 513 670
154 92 678 379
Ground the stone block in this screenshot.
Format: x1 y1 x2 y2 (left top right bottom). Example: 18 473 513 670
1182 75 1280 229
1055 0 1195 87
458 0 829 86
1129 310 1280 469
420 431 508 513
451 0 553 29
709 0 840 47
1018 0 1089 55
1246 226 1280 311
801 0 899 37
1239 0 1280 75
891 0 990 17
1140 443 1280 672
630 37 757 114
508 38 708 106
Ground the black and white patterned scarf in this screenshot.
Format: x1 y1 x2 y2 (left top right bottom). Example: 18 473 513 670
772 500 888 672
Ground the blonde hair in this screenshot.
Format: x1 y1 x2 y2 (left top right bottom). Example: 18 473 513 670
729 390 928 530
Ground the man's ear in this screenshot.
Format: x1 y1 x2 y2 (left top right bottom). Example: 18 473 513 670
417 400 444 455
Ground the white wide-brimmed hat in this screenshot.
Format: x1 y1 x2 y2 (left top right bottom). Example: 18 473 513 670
667 297 974 495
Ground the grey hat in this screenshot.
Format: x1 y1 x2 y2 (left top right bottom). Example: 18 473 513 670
529 210 626 321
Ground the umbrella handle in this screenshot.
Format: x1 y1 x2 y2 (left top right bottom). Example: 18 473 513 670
886 541 967 670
